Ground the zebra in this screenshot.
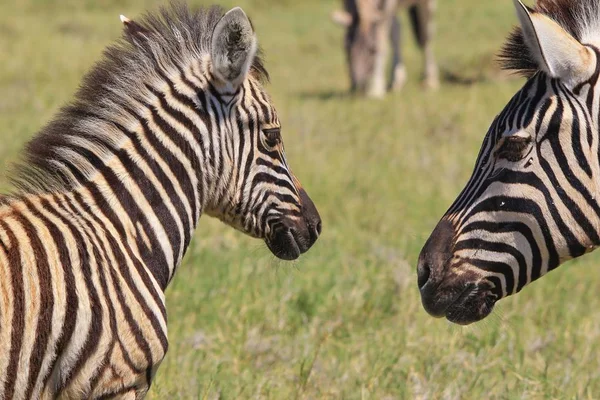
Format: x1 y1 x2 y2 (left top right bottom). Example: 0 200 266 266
417 0 600 325
0 4 321 398
331 0 439 98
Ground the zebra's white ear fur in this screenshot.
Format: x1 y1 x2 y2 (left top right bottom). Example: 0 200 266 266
513 0 595 86
120 14 152 41
211 7 257 88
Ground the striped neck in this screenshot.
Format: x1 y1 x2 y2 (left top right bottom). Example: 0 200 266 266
71 61 245 290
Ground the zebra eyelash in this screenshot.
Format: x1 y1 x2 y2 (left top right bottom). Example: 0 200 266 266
262 127 281 147
496 136 532 162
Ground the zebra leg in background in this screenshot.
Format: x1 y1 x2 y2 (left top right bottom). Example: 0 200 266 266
367 17 391 98
389 15 407 91
409 0 439 89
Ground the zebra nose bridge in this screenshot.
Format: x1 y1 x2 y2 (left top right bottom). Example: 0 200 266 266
287 171 321 240
418 219 456 290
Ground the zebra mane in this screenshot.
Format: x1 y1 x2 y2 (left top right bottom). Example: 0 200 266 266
9 2 268 195
499 0 600 76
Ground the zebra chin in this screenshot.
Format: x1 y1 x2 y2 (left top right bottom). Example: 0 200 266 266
265 224 316 261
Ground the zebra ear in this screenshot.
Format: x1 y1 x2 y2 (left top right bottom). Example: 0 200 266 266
513 0 595 85
211 7 258 87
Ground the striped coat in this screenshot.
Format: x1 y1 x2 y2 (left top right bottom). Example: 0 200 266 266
418 0 600 325
0 4 321 398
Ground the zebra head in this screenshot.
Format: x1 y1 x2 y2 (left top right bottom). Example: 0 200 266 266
418 0 600 324
332 0 394 95
202 8 321 260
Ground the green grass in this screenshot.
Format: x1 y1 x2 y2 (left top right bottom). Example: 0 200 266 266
2 0 600 398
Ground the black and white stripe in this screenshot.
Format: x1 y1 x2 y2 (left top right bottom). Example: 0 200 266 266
418 0 600 324
0 4 320 398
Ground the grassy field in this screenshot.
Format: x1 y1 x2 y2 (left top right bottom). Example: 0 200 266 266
2 0 600 398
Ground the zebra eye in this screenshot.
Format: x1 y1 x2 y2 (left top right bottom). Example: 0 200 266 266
262 128 281 147
497 136 531 162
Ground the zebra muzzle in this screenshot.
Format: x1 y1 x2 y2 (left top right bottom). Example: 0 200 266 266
417 219 498 324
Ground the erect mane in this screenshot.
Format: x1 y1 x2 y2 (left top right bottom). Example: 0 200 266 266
9 2 268 195
499 0 600 76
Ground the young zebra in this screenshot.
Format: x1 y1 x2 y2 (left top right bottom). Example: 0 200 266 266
332 0 439 97
0 4 321 398
418 0 600 325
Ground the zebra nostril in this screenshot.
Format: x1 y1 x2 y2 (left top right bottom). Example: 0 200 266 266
417 261 431 290
315 220 322 236
306 220 320 243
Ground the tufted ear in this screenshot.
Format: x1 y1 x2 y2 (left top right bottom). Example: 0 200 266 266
211 7 257 88
120 14 151 41
513 0 595 86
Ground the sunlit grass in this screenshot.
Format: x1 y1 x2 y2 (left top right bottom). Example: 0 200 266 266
1 0 599 398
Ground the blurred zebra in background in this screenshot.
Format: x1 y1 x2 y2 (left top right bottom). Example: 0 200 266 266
417 0 600 325
332 0 439 97
0 4 320 399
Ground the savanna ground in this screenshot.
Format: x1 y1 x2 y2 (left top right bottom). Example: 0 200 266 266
1 0 600 398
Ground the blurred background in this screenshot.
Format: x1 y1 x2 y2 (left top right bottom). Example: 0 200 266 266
1 0 600 398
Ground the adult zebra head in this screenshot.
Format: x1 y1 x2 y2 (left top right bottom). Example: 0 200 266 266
417 0 600 324
332 0 394 94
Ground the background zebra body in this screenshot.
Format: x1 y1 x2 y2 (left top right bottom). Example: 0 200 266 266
418 0 600 325
0 4 320 398
332 0 439 97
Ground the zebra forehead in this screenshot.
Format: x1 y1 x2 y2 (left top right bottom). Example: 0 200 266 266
499 0 600 76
